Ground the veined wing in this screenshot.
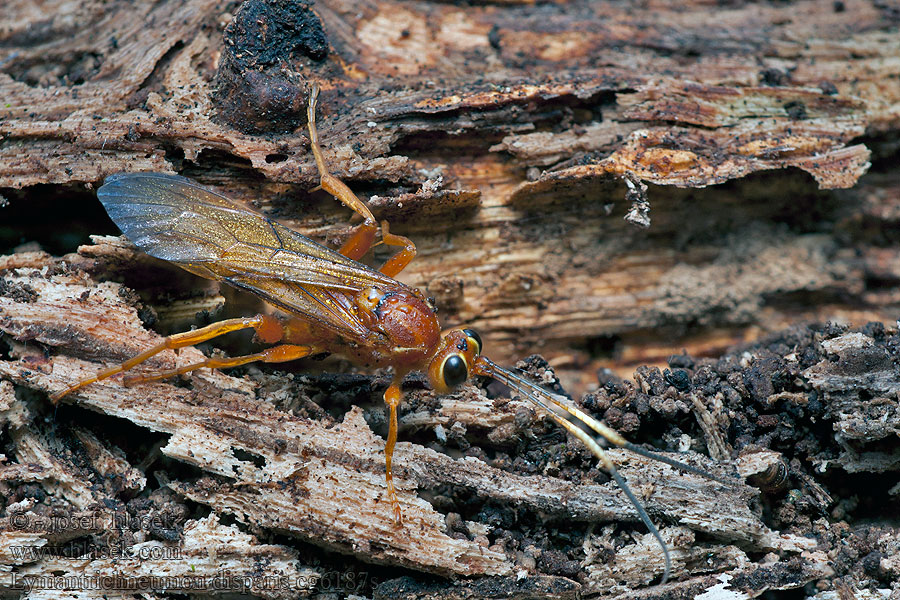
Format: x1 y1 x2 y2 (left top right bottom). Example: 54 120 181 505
97 172 400 341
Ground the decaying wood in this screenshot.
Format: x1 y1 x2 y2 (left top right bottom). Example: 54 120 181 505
1 250 899 598
2 0 899 598
1 0 899 386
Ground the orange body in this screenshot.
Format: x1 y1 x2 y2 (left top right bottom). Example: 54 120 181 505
278 287 442 372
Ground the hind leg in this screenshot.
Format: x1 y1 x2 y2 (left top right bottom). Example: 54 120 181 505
51 314 284 401
122 344 313 386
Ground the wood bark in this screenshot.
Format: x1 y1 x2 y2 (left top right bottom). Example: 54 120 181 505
2 250 899 598
2 0 898 385
1 0 899 598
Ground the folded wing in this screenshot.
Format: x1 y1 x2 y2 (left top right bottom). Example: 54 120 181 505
98 172 400 342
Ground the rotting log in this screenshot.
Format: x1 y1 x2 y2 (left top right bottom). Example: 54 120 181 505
1 0 900 598
1 250 898 598
1 0 899 388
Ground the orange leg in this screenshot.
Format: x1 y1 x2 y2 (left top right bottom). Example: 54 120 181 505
51 314 284 402
307 86 377 261
383 380 404 525
378 220 416 278
123 344 313 386
306 87 418 275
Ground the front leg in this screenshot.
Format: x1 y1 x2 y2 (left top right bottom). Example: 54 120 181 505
383 378 404 524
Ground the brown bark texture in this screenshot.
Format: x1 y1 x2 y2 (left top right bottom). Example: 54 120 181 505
1 0 899 599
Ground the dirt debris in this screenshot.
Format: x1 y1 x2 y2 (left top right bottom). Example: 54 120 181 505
1 251 898 598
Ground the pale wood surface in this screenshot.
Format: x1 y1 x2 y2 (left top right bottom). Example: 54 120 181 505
1 0 898 387
1 0 899 597
2 252 898 597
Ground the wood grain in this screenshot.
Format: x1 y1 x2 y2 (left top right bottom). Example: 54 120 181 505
1 0 899 597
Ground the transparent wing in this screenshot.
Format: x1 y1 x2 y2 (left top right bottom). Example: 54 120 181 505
98 172 399 341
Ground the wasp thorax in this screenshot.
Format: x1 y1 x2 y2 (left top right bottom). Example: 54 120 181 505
356 289 441 370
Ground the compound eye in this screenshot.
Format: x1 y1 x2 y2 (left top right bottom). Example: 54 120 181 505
462 328 482 355
441 354 468 388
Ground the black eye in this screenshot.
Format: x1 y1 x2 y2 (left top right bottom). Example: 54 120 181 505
462 328 482 354
441 355 468 388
